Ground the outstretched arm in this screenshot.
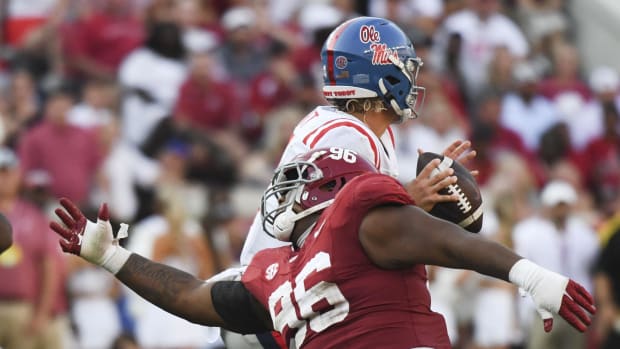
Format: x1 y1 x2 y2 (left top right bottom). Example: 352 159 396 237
359 204 518 278
0 213 12 253
359 204 596 333
50 198 272 333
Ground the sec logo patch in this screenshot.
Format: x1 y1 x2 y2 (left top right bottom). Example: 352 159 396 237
265 263 279 280
335 56 348 69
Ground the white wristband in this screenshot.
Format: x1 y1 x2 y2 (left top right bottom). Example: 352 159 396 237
508 258 567 313
101 246 132 274
508 258 538 289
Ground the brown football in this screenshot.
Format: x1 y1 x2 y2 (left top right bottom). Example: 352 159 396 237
416 152 483 233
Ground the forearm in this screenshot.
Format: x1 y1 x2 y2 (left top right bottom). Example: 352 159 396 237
436 228 521 281
116 253 227 327
362 205 521 279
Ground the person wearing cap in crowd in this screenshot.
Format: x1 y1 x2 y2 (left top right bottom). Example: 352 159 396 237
580 67 620 215
512 180 599 349
0 147 62 349
217 6 266 83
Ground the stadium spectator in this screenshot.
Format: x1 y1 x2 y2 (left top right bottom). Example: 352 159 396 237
247 41 300 143
118 20 187 147
487 46 518 95
66 257 123 349
17 88 102 206
63 0 144 81
34 246 70 349
0 212 12 253
434 0 529 101
67 79 117 130
217 6 267 83
2 0 61 48
474 89 534 158
122 189 221 349
512 180 599 349
368 0 444 35
538 43 591 102
136 191 219 349
173 35 242 138
0 147 59 349
515 0 568 53
89 115 160 223
593 211 620 349
581 102 620 217
500 61 558 152
471 210 518 349
0 70 41 148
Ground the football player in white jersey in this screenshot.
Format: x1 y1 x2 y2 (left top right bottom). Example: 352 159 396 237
239 16 476 266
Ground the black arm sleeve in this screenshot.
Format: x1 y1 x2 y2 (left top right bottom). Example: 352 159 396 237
211 281 274 334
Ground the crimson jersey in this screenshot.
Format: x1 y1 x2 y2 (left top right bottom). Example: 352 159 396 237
242 173 450 349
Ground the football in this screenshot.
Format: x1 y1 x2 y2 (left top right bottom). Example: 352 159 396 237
416 152 483 233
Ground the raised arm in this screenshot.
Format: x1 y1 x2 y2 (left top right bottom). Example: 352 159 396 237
359 204 596 333
49 198 272 334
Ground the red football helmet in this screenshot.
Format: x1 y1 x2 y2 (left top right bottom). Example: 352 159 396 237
262 147 377 242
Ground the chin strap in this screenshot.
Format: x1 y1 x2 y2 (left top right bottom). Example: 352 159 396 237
273 199 334 241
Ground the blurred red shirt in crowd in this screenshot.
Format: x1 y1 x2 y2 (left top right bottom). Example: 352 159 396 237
17 91 102 205
62 0 144 79
174 52 241 131
0 198 56 303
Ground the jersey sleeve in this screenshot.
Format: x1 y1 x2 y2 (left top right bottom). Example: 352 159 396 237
310 123 382 169
338 173 413 213
210 281 273 334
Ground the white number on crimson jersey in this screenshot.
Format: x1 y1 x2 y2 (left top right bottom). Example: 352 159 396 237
267 251 350 346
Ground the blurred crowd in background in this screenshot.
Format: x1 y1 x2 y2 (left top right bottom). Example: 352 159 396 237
0 0 619 349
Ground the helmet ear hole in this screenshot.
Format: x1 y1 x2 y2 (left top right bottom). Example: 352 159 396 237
385 75 400 85
319 179 338 192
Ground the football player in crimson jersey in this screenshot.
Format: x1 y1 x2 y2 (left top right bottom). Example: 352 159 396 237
51 147 595 349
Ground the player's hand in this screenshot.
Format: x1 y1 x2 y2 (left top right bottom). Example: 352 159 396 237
405 158 458 212
510 259 596 333
533 279 596 332
422 140 479 177
50 198 130 274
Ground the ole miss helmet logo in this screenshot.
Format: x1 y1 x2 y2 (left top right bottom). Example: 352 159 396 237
360 25 381 43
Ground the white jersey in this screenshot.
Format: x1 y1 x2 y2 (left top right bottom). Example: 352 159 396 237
239 106 400 265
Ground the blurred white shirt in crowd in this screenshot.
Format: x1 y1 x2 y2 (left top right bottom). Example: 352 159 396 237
436 9 529 96
512 214 599 328
369 0 444 21
500 93 558 151
118 48 187 146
